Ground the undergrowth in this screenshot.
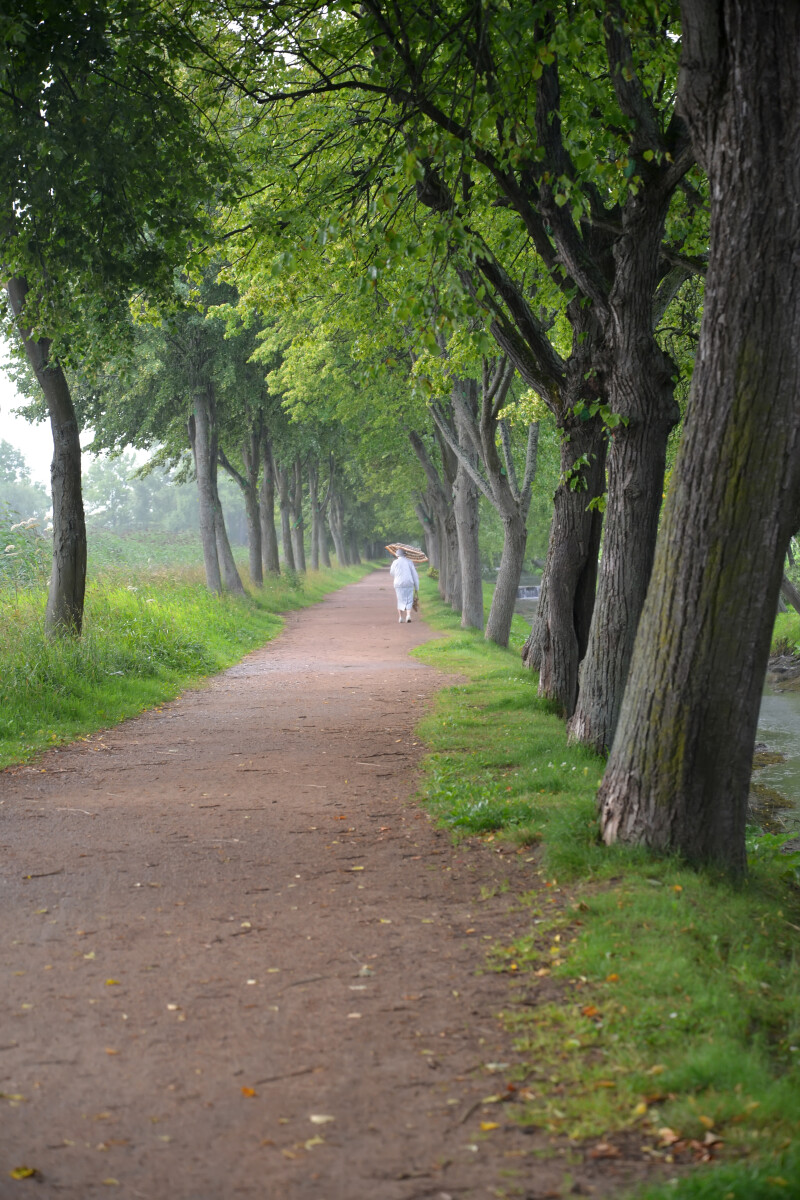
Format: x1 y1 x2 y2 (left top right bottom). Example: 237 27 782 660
0 545 372 768
413 579 800 1199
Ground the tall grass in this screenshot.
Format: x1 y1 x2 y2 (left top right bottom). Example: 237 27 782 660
413 580 800 1199
0 537 373 768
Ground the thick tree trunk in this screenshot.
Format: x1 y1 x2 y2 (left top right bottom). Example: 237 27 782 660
569 198 680 752
292 457 307 572
522 416 606 715
214 502 245 595
6 277 87 634
187 389 222 595
486 512 528 647
453 388 484 630
276 464 296 571
260 436 280 575
348 537 362 565
598 0 800 875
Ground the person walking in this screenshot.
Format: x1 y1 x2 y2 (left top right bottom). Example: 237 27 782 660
389 547 420 623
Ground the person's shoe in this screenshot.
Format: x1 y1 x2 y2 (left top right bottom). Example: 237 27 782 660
398 614 403 622
406 616 411 622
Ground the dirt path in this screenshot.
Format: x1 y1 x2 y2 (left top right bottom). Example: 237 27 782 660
1 572 644 1200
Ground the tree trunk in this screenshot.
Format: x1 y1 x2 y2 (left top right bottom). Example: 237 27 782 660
780 575 800 616
522 415 606 715
452 384 484 630
214 502 245 595
292 457 307 572
218 437 262 587
485 512 528 647
328 489 348 565
6 277 87 634
187 389 222 595
242 481 262 585
308 458 321 571
260 435 281 574
569 196 680 752
276 464 296 571
348 537 361 565
598 0 800 875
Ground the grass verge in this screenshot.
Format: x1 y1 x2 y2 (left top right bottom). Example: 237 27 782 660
0 560 373 769
412 578 800 1199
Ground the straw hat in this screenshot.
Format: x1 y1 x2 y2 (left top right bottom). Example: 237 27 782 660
385 542 428 563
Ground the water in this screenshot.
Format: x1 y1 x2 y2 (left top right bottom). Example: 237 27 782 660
755 685 800 830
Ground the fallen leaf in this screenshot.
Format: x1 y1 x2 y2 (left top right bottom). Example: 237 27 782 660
241 1087 257 1098
606 973 620 983
304 1136 325 1150
658 1127 681 1146
104 979 121 987
480 1122 500 1131
10 1167 37 1180
633 1101 648 1117
581 1005 600 1018
104 1049 119 1056
589 1142 621 1159
348 866 364 872
102 1179 119 1186
698 1115 714 1129
309 1114 335 1125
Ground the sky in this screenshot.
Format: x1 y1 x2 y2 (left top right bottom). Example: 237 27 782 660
0 367 53 484
0 360 114 488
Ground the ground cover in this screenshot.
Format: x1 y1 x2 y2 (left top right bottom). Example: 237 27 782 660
413 577 800 1199
0 528 373 768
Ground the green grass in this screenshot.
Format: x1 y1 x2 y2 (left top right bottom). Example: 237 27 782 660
772 610 800 656
0 549 373 768
413 579 800 1198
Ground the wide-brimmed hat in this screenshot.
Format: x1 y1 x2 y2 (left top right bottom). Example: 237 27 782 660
385 543 428 563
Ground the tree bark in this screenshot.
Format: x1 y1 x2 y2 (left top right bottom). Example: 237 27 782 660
6 277 87 634
218 435 262 586
452 381 484 629
780 575 800 616
292 457 307 572
308 457 322 571
259 434 281 574
568 200 681 752
522 414 606 715
187 387 222 595
214 501 245 595
276 463 296 571
598 0 800 875
328 487 348 565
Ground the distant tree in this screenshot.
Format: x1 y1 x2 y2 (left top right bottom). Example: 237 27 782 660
0 438 49 521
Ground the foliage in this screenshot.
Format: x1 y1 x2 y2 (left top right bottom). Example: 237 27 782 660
0 438 50 521
0 505 50 594
413 580 800 1191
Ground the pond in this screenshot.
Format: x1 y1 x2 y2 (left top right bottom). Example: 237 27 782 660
755 684 800 833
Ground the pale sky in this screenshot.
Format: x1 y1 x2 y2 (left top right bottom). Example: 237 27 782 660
0 362 109 488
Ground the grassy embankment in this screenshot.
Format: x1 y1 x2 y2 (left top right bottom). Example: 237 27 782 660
0 528 373 769
412 576 800 1200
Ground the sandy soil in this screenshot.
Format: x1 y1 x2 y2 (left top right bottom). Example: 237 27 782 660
1 571 655 1199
